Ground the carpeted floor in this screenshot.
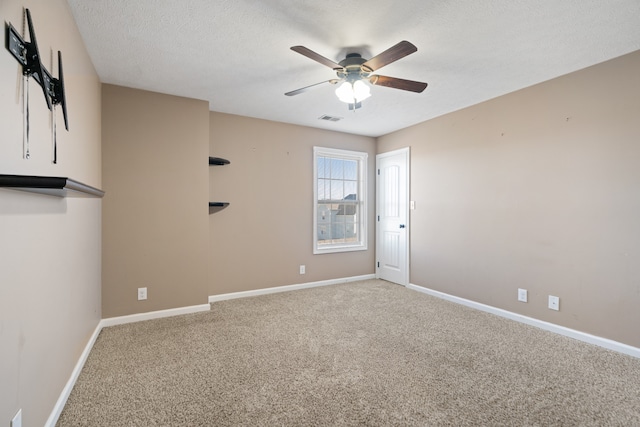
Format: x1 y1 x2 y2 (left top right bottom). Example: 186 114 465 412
57 279 640 426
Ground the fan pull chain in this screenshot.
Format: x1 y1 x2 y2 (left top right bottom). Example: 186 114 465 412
23 73 30 159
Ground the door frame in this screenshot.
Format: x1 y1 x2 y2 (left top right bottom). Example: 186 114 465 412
376 147 410 286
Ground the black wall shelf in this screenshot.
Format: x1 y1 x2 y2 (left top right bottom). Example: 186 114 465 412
209 157 230 166
0 174 105 198
209 156 230 213
209 202 230 213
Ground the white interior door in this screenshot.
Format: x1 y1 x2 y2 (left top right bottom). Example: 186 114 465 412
376 148 409 286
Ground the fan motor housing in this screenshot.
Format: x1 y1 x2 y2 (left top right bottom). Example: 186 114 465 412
337 53 370 81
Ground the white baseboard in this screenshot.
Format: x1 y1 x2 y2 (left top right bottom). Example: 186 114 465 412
209 274 376 303
45 322 102 427
100 303 211 327
407 283 640 359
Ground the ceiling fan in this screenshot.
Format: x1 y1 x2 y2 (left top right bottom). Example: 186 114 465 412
285 41 428 109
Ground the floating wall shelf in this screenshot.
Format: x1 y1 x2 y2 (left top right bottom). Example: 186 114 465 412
208 202 230 213
0 174 105 198
209 157 230 166
209 156 230 213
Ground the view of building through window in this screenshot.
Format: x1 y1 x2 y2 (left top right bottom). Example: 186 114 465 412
314 147 367 253
317 156 359 245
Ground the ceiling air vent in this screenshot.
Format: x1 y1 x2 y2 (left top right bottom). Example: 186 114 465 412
318 115 342 122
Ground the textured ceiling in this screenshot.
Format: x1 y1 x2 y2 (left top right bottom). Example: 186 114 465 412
66 0 640 137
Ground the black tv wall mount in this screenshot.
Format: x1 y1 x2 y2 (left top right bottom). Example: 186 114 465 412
5 9 69 164
6 8 68 162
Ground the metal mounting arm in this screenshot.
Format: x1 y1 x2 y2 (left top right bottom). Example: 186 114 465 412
5 8 68 129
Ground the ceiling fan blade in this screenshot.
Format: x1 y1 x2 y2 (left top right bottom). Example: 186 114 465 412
362 41 417 72
291 46 343 70
285 79 340 96
369 75 428 93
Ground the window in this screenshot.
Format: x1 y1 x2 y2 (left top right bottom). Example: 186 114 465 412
313 147 368 254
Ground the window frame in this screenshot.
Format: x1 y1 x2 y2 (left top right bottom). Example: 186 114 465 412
313 146 368 254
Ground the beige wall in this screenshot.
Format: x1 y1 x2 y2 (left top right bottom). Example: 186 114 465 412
0 1 102 425
101 85 210 317
378 51 640 347
209 112 376 295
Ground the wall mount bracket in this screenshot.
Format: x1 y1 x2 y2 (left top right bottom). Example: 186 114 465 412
5 8 68 130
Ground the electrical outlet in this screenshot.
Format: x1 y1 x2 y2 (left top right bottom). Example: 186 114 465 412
517 288 528 302
548 295 560 311
137 287 147 301
11 409 22 427
299 265 306 275
410 200 416 210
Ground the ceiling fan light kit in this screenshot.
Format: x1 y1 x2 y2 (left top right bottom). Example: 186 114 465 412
286 41 428 111
335 80 371 104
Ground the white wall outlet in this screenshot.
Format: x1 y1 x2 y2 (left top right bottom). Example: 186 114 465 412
410 200 416 210
299 265 306 275
517 288 528 302
548 295 560 311
11 409 22 427
137 287 147 301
